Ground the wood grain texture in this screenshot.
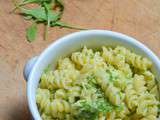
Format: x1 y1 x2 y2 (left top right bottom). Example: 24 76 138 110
0 0 160 119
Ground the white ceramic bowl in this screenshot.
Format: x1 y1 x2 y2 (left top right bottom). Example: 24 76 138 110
24 30 160 120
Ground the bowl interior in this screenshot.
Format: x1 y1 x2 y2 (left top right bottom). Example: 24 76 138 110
28 30 160 120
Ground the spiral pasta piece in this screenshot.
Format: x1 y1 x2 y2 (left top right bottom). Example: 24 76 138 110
106 104 129 119
36 88 51 114
140 115 157 120
105 84 124 106
50 99 71 118
67 86 81 103
41 114 53 120
40 68 79 89
137 93 158 117
110 68 128 91
102 47 132 78
39 57 80 90
133 74 147 94
58 58 75 70
54 89 67 99
143 71 155 90
39 71 55 90
113 46 152 70
81 86 98 101
72 47 106 72
102 47 124 68
125 84 138 109
94 68 124 105
150 85 160 100
115 104 130 119
52 71 72 89
106 111 116 120
36 89 72 119
142 71 160 99
71 46 94 66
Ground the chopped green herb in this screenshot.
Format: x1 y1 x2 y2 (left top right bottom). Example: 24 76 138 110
73 98 113 120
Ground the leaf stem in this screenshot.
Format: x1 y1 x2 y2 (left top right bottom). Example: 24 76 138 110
60 25 87 30
44 3 50 41
44 21 49 41
52 22 87 30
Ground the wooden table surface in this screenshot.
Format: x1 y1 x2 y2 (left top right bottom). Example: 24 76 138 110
0 0 160 120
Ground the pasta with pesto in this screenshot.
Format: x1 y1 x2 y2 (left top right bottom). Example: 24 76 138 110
36 46 160 120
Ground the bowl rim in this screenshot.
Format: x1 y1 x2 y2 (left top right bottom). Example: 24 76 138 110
27 30 160 120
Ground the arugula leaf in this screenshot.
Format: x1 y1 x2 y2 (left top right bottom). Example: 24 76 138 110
49 11 61 21
12 0 40 12
26 22 37 42
21 7 47 21
19 0 51 5
13 0 86 42
21 7 61 22
51 21 86 30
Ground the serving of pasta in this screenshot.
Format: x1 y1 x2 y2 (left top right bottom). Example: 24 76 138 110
36 46 160 120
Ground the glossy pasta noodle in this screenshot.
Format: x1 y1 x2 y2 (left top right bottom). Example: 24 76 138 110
36 46 160 120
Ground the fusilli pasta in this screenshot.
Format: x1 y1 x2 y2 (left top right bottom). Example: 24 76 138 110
36 46 159 120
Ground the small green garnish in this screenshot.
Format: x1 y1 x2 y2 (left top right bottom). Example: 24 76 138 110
12 0 85 42
73 98 113 120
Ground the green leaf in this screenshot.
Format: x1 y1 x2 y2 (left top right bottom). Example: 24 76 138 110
43 3 62 21
48 10 61 22
20 7 61 22
51 21 86 30
26 22 37 42
21 7 47 21
11 0 40 12
22 0 52 4
13 0 86 42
